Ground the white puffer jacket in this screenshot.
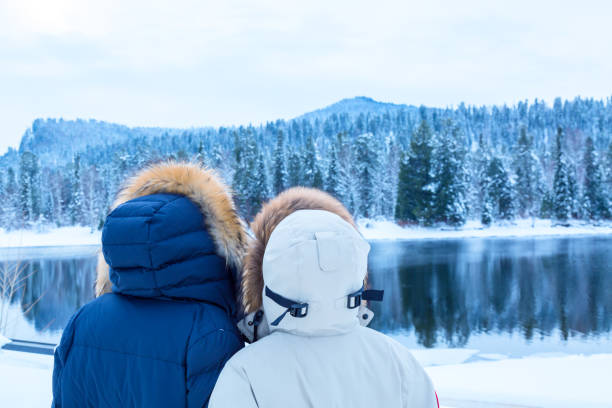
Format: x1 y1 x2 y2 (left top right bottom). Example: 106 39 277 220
210 208 437 408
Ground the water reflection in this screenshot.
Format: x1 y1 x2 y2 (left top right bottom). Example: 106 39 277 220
0 247 97 341
367 236 612 348
1 237 611 349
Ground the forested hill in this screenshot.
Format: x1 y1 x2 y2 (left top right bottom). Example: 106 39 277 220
17 119 185 165
1 96 611 231
296 96 418 121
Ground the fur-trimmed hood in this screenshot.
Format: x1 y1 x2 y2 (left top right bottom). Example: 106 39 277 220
96 162 248 298
242 187 359 314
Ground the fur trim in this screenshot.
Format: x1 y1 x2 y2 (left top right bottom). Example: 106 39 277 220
95 251 111 296
242 187 358 313
95 162 248 300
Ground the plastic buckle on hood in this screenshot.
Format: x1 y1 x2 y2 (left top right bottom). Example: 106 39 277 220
347 285 384 309
289 303 309 318
347 291 362 309
265 286 309 326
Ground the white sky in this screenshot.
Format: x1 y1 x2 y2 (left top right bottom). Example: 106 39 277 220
1 0 612 153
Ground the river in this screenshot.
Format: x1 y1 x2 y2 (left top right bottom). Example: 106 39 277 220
1 236 611 357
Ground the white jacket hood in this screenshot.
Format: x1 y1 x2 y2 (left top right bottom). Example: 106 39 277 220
211 189 438 408
262 209 370 336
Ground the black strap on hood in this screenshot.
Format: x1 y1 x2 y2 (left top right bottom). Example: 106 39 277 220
266 285 385 326
265 286 309 326
347 285 385 309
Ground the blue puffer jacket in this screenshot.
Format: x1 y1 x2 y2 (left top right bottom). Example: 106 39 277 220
52 168 246 408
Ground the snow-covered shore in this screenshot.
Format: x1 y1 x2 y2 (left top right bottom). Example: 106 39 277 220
1 344 609 407
427 353 612 408
0 226 101 248
0 219 611 249
359 218 612 241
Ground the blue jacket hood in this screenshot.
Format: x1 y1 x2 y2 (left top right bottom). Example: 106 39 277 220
53 163 247 408
102 193 237 315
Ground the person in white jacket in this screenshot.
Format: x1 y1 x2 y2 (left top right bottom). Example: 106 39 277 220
210 187 439 408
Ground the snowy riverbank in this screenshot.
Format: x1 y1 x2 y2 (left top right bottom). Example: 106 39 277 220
0 226 101 248
359 218 612 240
1 219 612 248
1 344 609 407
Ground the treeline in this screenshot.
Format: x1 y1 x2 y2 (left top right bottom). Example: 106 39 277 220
1 96 611 231
395 122 611 226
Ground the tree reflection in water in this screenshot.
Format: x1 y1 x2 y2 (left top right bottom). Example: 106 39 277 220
5 256 96 335
367 236 612 348
1 236 611 347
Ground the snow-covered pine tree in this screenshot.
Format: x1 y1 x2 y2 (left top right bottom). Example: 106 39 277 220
395 120 435 224
473 133 492 225
539 190 554 219
552 128 572 224
353 133 379 218
272 130 288 195
81 164 105 230
514 127 543 224
0 171 4 225
582 136 610 219
195 139 206 166
395 151 411 223
481 199 493 226
250 153 270 216
210 144 229 178
19 151 41 225
334 132 354 212
567 163 580 219
287 149 302 187
378 136 399 219
68 154 85 226
40 182 54 228
606 141 612 200
0 171 4 221
240 132 269 218
312 163 324 190
432 121 467 226
486 156 514 221
2 168 20 230
325 145 341 198
231 131 249 215
302 136 323 188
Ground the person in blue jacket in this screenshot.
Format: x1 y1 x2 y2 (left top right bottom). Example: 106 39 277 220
52 162 248 408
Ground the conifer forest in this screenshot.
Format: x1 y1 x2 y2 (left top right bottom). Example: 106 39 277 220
1 96 611 231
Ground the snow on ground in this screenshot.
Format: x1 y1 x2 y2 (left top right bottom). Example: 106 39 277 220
1 219 611 248
0 226 101 248
1 345 610 408
0 349 53 407
427 353 612 408
359 218 612 240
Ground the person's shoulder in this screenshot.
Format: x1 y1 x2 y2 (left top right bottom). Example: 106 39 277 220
191 303 239 335
354 325 403 347
70 293 110 320
221 332 286 368
356 327 423 366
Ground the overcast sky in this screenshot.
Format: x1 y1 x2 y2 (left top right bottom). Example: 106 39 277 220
1 0 612 153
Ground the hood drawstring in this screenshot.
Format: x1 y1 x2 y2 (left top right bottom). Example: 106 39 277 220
266 285 385 327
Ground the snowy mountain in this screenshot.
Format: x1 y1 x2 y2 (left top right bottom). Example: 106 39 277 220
18 118 183 164
296 96 417 121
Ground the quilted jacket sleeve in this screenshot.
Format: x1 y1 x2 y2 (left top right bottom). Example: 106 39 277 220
51 308 82 408
186 327 243 408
